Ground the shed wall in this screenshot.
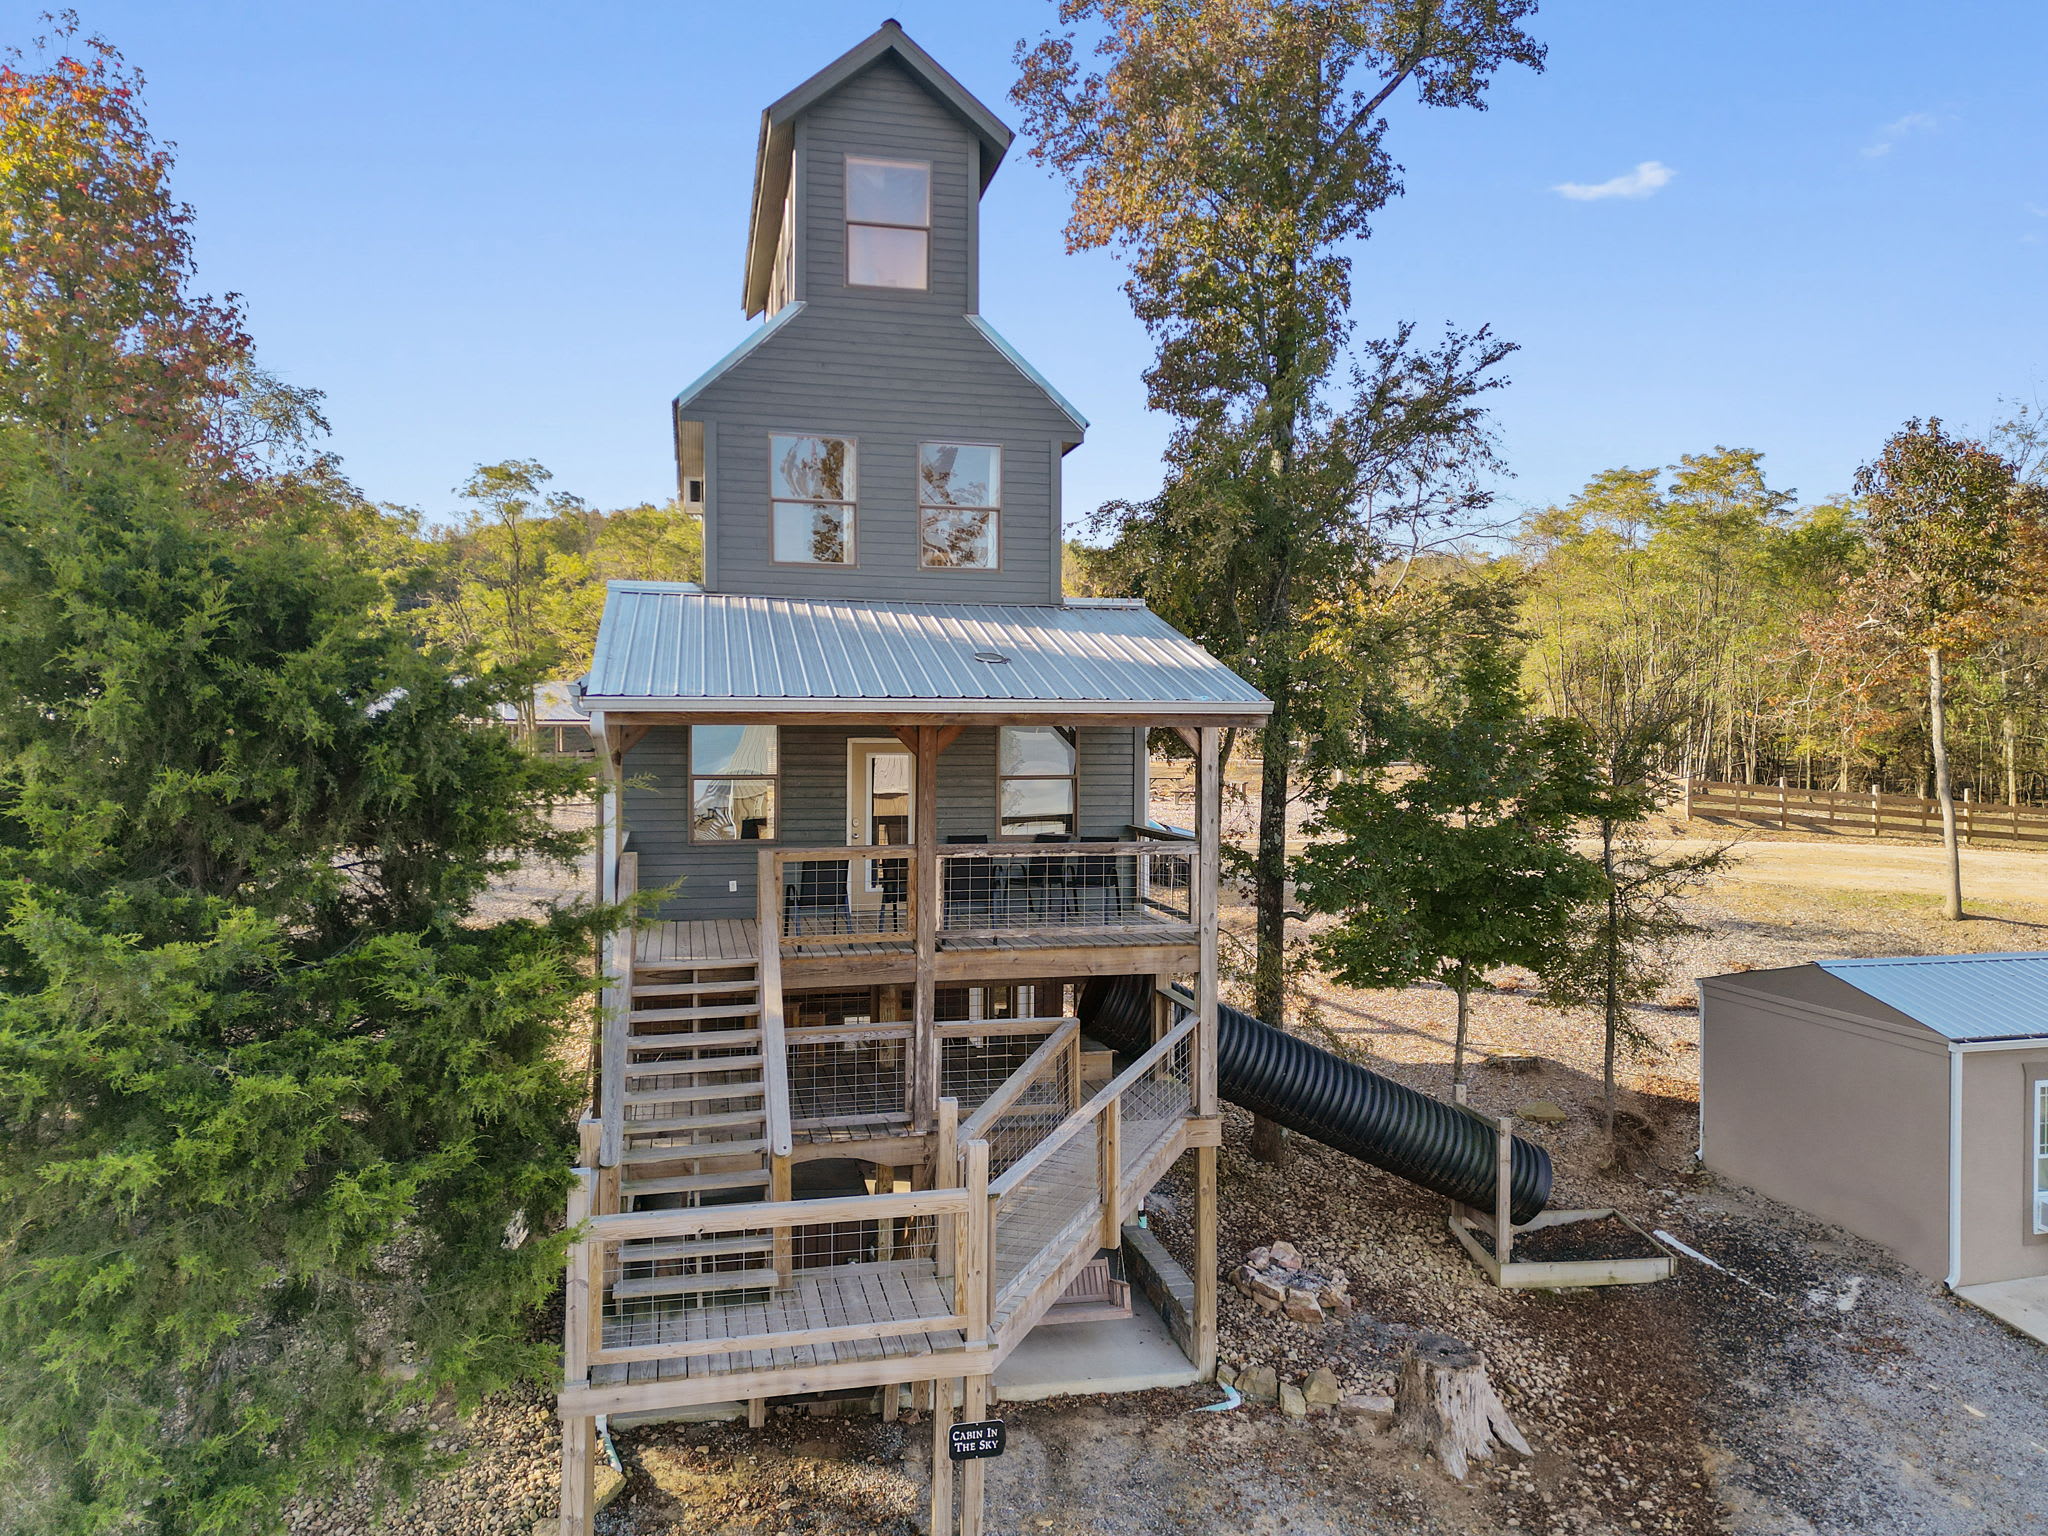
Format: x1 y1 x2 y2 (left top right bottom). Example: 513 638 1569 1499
1700 974 1950 1278
1957 1046 2048 1286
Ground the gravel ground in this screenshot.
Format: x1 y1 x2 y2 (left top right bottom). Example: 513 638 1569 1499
288 809 2048 1536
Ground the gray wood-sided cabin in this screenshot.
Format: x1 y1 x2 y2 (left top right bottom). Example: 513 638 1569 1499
555 25 1269 1535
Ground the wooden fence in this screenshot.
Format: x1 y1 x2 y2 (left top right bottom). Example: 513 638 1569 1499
1680 778 2048 848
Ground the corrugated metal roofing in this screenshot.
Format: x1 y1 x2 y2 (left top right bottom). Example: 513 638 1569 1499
581 583 1271 716
1816 952 2048 1042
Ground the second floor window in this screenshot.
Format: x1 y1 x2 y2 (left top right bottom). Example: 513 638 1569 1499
845 156 929 290
690 725 778 841
770 433 855 564
998 725 1076 838
919 443 1000 568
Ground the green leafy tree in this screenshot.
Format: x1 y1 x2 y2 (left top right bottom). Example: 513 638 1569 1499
1842 419 2047 918
0 426 598 1535
1294 598 1605 1095
1015 0 1542 1159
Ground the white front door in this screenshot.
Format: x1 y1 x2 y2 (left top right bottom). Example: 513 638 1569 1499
847 739 914 905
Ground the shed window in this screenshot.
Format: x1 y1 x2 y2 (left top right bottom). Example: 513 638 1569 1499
919 443 1000 568
845 156 929 290
998 726 1076 838
691 725 778 841
770 434 855 565
2034 1079 2048 1235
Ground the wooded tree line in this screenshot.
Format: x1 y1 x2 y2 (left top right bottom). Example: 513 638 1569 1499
1516 440 2048 807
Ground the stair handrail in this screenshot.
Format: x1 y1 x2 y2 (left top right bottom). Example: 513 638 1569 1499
957 1018 1080 1146
988 1013 1195 1201
597 850 638 1169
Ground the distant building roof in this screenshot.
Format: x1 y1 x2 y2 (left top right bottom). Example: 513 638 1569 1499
494 681 591 727
580 583 1271 721
1814 952 2048 1043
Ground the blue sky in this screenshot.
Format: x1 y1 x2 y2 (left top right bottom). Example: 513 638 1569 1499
12 1 2046 529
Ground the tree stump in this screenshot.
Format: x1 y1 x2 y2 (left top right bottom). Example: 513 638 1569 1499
1392 1333 1531 1480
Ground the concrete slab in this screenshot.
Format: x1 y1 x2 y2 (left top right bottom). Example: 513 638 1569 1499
992 1302 1201 1402
1956 1276 2048 1346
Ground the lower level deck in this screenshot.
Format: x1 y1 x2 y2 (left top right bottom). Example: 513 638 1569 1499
593 1258 969 1388
639 917 1196 986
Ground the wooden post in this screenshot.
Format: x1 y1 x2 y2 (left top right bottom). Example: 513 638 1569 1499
913 725 942 1130
1099 1096 1122 1249
935 1096 959 1284
1776 777 1788 830
1193 1143 1218 1379
559 1414 596 1536
929 1377 956 1536
748 1396 766 1429
1065 1028 1083 1111
1493 1114 1515 1268
770 1153 793 1286
560 1170 597 1536
1194 726 1222 1119
960 1375 989 1536
1679 774 1692 823
1961 786 1972 848
1871 785 1882 837
961 1140 991 1347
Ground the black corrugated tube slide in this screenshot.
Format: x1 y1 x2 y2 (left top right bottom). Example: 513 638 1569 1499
1078 974 1552 1226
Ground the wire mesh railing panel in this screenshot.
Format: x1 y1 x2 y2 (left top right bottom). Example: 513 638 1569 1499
992 1116 1101 1298
777 853 910 945
938 845 1192 935
786 1033 910 1125
599 1216 944 1356
941 1032 1049 1114
1117 1029 1195 1177
976 1054 1077 1180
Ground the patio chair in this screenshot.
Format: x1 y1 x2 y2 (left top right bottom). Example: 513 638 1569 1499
783 860 852 935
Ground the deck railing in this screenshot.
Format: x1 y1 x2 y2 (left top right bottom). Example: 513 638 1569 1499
1682 776 2048 846
936 841 1192 938
767 845 913 948
568 1182 985 1374
983 1014 1197 1331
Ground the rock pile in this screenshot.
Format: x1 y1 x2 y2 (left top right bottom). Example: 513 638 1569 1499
1229 1240 1355 1324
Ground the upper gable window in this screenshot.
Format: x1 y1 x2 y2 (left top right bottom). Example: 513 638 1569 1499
770 433 856 565
918 443 1000 569
845 156 930 291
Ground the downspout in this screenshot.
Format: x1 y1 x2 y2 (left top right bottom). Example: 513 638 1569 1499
1945 1041 1962 1290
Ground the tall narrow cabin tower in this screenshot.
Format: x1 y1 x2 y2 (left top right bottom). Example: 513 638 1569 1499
556 26 1268 1534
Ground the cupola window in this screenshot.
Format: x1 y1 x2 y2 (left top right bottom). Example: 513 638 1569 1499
845 156 930 290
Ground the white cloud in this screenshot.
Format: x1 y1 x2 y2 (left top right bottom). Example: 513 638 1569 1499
1862 111 1939 158
1553 160 1675 202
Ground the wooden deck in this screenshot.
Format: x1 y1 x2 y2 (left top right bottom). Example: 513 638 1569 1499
639 917 1196 972
593 1259 968 1386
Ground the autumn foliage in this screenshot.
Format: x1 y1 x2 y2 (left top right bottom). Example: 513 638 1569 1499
0 14 249 448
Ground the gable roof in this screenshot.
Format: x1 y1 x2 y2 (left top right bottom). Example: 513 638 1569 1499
743 21 1014 317
1814 952 2048 1043
581 584 1271 720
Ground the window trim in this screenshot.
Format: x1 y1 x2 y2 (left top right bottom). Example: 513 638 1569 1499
767 430 859 568
844 154 932 293
687 724 781 844
995 725 1079 841
917 440 1003 571
2033 1076 2048 1236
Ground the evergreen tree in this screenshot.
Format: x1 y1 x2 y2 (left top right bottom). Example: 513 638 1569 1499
1293 596 1605 1095
0 426 598 1535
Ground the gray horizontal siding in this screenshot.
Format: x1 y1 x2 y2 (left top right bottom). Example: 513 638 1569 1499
801 57 973 315
626 725 1146 921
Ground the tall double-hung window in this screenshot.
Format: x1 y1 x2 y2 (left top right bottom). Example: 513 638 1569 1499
997 726 1076 838
2034 1078 2048 1235
918 443 1000 568
690 725 778 841
770 433 856 564
845 156 929 290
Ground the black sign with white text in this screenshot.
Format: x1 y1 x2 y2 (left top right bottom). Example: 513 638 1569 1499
947 1419 1006 1461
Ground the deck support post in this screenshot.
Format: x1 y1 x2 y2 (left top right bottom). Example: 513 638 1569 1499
1193 1143 1218 1378
1193 727 1223 1379
559 1169 597 1536
929 1377 956 1536
960 1374 989 1536
558 1414 596 1536
912 724 942 1131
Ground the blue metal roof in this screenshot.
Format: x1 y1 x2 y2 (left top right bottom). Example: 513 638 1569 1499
581 584 1270 718
1816 952 2048 1043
